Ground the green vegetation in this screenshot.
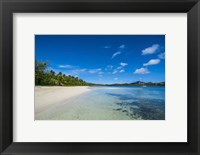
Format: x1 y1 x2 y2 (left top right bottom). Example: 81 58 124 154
35 60 90 86
35 60 165 87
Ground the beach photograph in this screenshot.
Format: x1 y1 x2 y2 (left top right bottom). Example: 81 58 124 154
35 35 165 120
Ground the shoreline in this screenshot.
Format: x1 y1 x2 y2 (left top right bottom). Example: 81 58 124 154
35 86 91 114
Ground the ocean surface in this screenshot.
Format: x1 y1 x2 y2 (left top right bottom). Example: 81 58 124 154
36 86 165 120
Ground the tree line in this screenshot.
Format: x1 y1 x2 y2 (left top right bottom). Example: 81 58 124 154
35 60 91 86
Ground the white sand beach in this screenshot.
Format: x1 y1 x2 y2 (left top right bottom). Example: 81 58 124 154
35 86 91 114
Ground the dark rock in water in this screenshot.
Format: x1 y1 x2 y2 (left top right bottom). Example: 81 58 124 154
122 110 128 113
129 103 165 120
114 108 122 111
116 102 123 106
109 91 165 120
114 97 165 120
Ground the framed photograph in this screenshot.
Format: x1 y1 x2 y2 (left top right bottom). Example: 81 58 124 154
35 34 165 121
0 0 200 154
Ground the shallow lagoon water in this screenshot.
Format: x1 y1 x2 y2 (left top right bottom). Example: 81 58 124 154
36 86 165 120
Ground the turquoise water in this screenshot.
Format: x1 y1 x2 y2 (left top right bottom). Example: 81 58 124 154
36 86 165 120
89 86 165 120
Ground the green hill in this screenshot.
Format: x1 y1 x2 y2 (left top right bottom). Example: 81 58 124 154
106 81 165 86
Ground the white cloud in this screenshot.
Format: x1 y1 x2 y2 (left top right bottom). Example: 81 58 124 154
134 68 150 74
120 62 128 66
114 78 118 80
119 69 125 73
143 59 160 66
142 44 160 55
88 68 102 74
58 67 103 76
112 70 118 74
111 45 126 59
117 66 123 70
111 51 121 59
72 69 87 74
158 52 165 59
119 44 125 49
112 62 128 74
58 64 74 69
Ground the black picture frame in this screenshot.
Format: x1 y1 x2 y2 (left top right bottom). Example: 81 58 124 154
0 0 200 154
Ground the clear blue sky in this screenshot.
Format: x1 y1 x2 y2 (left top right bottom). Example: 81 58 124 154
35 35 165 84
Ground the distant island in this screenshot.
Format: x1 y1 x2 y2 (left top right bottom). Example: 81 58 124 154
35 60 164 87
105 81 165 87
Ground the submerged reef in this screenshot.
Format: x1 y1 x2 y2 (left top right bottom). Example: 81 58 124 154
108 93 165 120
